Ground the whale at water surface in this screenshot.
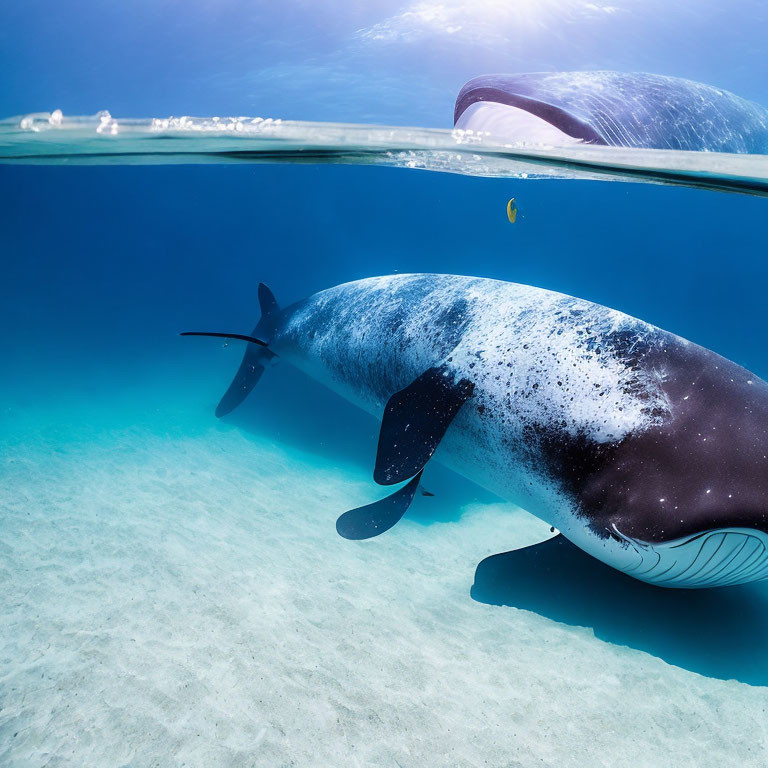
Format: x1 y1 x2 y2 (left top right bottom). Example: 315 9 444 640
454 71 768 153
186 274 768 589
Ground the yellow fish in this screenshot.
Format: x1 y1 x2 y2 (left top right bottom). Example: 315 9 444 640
506 198 518 223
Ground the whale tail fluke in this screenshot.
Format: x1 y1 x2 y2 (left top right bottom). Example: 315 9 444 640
213 340 276 418
214 282 279 417
181 282 279 418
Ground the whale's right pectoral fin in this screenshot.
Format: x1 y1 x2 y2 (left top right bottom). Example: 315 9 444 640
374 364 475 486
336 364 473 540
336 471 423 540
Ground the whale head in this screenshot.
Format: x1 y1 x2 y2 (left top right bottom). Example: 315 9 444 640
454 71 768 153
550 337 768 588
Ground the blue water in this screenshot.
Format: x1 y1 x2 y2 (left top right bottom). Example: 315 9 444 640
3 165 767 390
3 2 768 765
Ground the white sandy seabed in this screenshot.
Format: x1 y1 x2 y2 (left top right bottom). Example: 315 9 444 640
2 387 768 768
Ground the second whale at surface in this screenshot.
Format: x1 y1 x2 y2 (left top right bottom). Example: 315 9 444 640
454 71 768 153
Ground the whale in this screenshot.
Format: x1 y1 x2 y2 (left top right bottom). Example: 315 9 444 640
454 71 768 153
185 274 768 589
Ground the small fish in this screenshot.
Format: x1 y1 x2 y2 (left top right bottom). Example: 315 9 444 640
506 198 518 223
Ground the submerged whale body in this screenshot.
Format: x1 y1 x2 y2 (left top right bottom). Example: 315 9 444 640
454 71 768 153
187 274 768 589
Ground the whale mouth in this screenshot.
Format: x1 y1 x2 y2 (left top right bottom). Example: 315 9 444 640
454 101 589 147
610 527 768 588
454 81 606 146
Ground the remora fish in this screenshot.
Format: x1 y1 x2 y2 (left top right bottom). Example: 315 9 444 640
185 274 768 588
454 71 768 153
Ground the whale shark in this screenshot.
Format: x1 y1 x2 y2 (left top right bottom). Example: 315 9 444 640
185 274 768 589
454 71 768 153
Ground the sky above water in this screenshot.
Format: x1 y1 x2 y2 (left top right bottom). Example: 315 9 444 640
1 0 767 125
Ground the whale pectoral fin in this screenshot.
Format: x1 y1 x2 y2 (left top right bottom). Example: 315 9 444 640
336 471 423 540
337 365 471 540
374 365 474 486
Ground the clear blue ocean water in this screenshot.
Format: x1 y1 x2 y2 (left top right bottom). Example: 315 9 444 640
2 2 768 765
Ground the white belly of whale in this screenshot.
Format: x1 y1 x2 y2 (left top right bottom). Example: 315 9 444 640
606 527 768 588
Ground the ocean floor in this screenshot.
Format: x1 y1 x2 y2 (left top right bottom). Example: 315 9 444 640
2 384 768 767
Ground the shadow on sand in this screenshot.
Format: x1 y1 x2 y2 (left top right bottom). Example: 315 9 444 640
471 535 768 686
214 364 768 685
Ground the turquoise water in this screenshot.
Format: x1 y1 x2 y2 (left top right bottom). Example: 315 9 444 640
3 2 768 766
